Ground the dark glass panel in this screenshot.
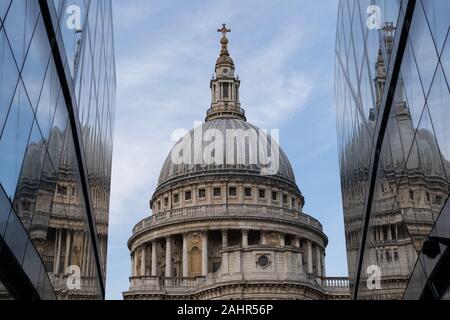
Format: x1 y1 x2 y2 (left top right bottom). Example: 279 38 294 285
0 186 12 237
0 279 13 300
3 210 28 265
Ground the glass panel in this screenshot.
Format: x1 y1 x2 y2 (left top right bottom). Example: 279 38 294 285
1 0 114 300
2 0 40 69
0 1 12 21
0 81 34 199
420 0 450 55
0 187 12 237
21 16 52 111
440 35 449 80
13 121 45 231
58 0 89 77
0 29 20 137
3 210 28 265
408 3 440 96
35 59 61 141
336 0 450 299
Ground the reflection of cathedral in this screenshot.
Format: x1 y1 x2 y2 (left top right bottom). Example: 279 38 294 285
123 26 349 300
12 125 109 300
341 24 450 299
0 0 114 300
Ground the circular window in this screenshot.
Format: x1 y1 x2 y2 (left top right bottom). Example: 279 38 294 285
258 255 270 268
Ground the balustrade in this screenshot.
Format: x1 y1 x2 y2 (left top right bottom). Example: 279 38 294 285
321 277 350 288
132 204 322 234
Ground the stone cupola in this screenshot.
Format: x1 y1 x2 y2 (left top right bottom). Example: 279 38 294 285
206 24 246 122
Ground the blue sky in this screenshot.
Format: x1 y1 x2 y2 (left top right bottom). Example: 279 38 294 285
107 0 346 300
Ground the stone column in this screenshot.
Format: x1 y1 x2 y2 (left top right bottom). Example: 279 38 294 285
261 232 267 245
140 245 146 277
84 240 90 277
298 252 304 274
316 246 322 277
165 237 172 277
81 234 88 276
242 230 249 248
280 234 285 247
131 252 135 277
64 230 71 273
307 240 313 274
294 237 301 248
322 252 326 277
54 229 62 275
182 234 188 278
222 230 228 249
202 232 208 276
294 237 302 273
151 241 157 277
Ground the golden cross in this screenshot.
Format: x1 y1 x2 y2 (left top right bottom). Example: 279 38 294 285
217 24 231 38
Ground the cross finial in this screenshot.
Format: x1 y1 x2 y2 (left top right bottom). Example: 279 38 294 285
217 24 231 38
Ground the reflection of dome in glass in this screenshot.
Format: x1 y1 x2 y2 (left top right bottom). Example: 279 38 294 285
158 118 297 188
342 104 450 177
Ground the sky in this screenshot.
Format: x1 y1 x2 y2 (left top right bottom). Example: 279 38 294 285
107 0 347 300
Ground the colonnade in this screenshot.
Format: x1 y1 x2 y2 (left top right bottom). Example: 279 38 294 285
130 230 326 279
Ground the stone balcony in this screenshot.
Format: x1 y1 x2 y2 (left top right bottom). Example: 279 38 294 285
129 276 206 293
321 277 351 298
321 277 350 288
127 275 350 298
132 204 323 235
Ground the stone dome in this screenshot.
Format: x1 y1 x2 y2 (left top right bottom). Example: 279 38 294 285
124 26 337 302
158 118 297 188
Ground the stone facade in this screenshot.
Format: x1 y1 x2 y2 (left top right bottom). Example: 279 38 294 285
123 25 349 300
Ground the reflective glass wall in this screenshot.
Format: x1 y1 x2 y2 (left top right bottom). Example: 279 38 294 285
335 0 450 299
0 0 115 300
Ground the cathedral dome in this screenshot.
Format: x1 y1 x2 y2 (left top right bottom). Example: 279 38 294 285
156 24 299 192
125 26 333 301
157 118 297 188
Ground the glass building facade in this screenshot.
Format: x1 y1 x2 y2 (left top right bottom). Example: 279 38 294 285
335 0 450 299
0 0 115 299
